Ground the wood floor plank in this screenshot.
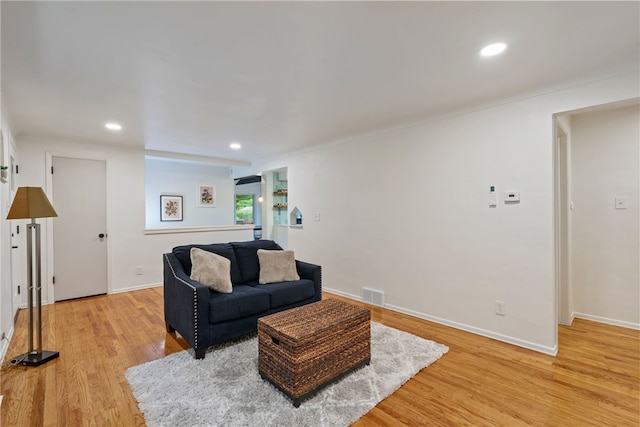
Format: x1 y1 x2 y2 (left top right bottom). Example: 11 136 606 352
1 288 638 426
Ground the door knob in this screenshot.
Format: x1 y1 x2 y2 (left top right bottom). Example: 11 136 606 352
98 233 105 239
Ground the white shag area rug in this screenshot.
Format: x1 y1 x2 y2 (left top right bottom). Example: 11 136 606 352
126 322 448 427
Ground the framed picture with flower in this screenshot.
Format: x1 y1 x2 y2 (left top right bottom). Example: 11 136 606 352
197 184 216 207
160 195 183 221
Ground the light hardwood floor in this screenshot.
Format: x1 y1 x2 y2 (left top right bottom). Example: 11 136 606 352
1 287 638 426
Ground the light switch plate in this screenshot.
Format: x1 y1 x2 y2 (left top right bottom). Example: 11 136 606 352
489 192 497 207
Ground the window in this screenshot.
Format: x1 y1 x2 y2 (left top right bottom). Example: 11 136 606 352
235 195 254 224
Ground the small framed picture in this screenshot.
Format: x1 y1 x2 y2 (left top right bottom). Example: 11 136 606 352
160 195 183 221
197 184 216 207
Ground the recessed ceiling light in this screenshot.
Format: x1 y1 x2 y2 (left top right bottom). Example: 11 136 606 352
480 42 507 57
105 122 122 131
230 142 242 150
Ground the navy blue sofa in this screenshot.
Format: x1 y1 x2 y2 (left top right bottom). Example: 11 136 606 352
163 239 322 359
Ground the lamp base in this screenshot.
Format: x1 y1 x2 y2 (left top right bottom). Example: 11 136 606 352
12 350 60 367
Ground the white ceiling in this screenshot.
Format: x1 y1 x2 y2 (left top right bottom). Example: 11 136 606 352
2 1 639 164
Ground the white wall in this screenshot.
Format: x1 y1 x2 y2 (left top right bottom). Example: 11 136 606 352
247 72 639 354
16 137 253 305
145 158 234 228
570 104 640 328
6 72 638 356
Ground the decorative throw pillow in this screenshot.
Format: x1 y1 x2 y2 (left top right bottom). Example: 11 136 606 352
257 249 300 284
189 247 233 293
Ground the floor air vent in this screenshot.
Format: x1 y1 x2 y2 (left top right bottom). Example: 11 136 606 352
362 287 385 307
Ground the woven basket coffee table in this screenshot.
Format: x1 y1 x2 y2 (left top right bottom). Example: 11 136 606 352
258 299 371 407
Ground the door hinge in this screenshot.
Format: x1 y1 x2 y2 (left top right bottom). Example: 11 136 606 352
53 276 55 285
16 225 19 234
15 164 18 174
51 166 54 174
17 285 20 295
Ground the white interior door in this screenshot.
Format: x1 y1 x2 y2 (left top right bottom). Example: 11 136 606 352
10 219 22 314
9 150 23 315
52 156 107 301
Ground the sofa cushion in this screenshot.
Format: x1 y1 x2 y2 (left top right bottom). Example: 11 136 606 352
190 248 232 293
257 249 300 284
173 243 242 284
264 279 316 308
231 240 282 283
208 285 270 324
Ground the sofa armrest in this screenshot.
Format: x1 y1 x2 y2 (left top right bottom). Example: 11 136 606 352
296 260 322 301
163 253 210 357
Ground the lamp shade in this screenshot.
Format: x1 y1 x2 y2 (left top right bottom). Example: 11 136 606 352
6 187 58 220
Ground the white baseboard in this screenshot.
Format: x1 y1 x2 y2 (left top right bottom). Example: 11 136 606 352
110 282 163 295
572 312 640 330
323 287 558 356
0 326 15 364
323 287 360 301
17 283 163 306
1 340 7 364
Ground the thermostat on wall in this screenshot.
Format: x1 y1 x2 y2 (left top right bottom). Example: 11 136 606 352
504 192 520 203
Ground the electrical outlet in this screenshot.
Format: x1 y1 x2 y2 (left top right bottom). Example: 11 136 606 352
136 266 144 275
615 196 628 210
495 300 506 316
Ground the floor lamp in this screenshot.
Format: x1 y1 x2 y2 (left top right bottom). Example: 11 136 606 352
7 186 59 366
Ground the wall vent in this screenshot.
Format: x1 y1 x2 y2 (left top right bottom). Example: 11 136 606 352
362 287 385 307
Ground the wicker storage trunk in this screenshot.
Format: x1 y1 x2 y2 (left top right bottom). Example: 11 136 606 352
258 299 371 407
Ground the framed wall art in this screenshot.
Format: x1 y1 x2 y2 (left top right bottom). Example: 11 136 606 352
197 184 216 207
160 195 183 221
